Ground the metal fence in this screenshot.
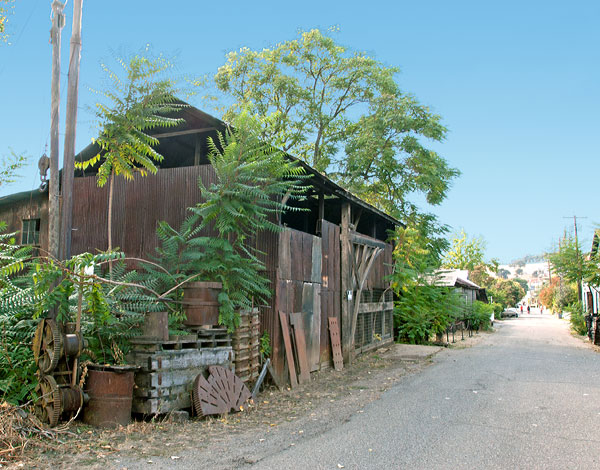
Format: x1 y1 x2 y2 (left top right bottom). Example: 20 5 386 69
354 289 394 353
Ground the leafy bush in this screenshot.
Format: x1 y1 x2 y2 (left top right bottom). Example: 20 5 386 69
467 300 494 331
0 224 37 404
567 301 588 336
157 112 306 332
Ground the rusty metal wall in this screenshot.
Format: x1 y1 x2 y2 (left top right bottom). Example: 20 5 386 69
72 165 284 382
0 192 49 251
72 166 218 256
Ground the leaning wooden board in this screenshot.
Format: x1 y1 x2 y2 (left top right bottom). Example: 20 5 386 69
290 312 310 384
328 317 344 371
279 310 298 388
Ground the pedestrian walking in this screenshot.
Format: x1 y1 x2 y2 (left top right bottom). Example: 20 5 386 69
527 305 531 314
520 305 523 314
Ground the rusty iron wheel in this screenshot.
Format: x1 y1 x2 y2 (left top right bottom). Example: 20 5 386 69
32 319 62 374
34 374 61 427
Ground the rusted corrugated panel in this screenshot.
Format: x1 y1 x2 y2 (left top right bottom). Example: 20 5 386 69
302 233 313 282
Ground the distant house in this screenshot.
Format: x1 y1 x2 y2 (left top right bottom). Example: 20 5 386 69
583 230 600 315
433 269 487 304
0 104 400 385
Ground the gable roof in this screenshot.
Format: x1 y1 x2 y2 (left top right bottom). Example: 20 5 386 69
74 103 402 228
433 269 481 290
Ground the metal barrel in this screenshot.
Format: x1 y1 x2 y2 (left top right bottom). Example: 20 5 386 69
182 281 222 327
83 369 134 428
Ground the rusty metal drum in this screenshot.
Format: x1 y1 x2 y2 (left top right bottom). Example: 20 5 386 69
182 281 222 327
83 368 134 428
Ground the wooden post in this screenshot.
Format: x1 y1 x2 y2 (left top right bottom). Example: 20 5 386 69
48 0 65 261
340 202 353 363
194 133 201 165
60 0 83 260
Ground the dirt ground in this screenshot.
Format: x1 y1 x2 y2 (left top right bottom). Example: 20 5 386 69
5 332 491 470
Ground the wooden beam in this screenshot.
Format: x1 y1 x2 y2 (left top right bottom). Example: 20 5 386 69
340 202 353 364
151 127 216 139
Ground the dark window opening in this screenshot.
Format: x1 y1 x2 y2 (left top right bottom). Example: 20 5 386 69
22 219 40 245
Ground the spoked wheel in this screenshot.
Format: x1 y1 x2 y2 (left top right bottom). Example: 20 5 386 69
34 375 61 427
32 319 62 374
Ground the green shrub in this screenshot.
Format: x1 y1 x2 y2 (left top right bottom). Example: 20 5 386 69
467 300 494 331
568 301 588 336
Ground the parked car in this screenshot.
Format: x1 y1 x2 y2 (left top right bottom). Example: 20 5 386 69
502 308 519 318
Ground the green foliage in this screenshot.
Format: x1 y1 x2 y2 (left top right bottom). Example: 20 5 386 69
77 51 186 185
0 150 26 187
513 278 529 293
260 331 271 361
0 224 37 403
394 285 462 344
156 112 306 331
441 229 493 271
466 300 494 331
0 0 14 42
211 28 459 221
391 225 463 344
567 301 588 336
549 234 599 290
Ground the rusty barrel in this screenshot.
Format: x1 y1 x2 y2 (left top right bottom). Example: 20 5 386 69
183 281 222 327
83 368 134 428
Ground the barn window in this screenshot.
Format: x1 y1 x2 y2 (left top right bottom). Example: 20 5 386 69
21 219 40 245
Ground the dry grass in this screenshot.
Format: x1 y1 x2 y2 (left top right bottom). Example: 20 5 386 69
0 401 75 464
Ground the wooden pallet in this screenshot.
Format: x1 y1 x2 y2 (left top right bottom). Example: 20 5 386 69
232 310 261 384
195 328 232 348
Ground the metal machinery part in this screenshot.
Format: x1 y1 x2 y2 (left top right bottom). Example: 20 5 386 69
33 319 85 374
192 366 252 417
34 375 61 427
32 319 62 374
63 332 84 358
34 374 85 427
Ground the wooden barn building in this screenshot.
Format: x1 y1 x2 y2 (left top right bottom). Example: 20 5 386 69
0 106 400 385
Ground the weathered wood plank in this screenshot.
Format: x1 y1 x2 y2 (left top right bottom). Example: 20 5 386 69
290 231 304 281
301 283 319 372
357 301 394 314
340 202 352 363
328 317 344 371
289 312 310 384
278 230 292 280
279 310 298 388
132 392 191 415
135 367 208 389
145 348 233 371
302 233 313 282
311 236 322 284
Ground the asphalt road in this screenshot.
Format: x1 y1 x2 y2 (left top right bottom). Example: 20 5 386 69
251 312 600 470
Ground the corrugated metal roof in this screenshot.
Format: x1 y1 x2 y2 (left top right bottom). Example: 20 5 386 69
432 269 481 289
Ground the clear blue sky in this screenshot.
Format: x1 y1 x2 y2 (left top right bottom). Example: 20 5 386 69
1 0 598 262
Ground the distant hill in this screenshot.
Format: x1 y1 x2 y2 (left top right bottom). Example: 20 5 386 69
509 254 545 266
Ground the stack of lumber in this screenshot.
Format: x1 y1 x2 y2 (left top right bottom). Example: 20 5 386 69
128 335 232 415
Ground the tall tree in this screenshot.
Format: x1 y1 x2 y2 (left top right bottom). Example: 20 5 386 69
0 0 14 43
212 28 459 220
441 229 494 271
76 52 185 272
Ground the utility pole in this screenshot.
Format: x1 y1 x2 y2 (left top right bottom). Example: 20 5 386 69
564 215 587 302
60 0 83 260
48 0 65 260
